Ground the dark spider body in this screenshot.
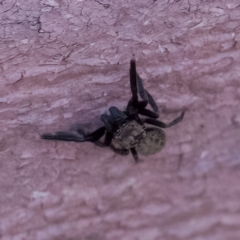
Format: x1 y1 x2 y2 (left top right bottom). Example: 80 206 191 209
41 58 184 162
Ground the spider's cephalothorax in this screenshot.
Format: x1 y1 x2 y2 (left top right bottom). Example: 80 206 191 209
41 58 185 162
112 120 146 150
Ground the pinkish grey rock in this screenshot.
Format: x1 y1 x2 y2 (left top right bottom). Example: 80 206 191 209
1 0 240 240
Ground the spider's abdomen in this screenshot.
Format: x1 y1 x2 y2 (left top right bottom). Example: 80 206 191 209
112 120 146 150
136 127 166 156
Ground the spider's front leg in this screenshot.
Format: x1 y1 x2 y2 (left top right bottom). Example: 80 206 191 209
41 131 85 142
129 58 148 108
129 58 138 105
93 130 113 147
110 145 129 156
127 58 159 119
144 111 185 128
41 126 107 143
135 72 159 118
130 147 140 163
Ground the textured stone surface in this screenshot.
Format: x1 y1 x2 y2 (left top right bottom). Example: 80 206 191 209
1 0 240 239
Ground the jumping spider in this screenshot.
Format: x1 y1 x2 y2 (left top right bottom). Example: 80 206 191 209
41 58 184 162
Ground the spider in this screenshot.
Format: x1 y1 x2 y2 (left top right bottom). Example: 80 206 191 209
41 58 184 162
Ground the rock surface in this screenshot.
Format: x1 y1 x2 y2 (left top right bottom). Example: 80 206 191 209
1 0 240 239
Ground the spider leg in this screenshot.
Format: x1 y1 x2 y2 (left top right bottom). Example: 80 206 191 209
130 57 162 110
127 90 159 118
109 106 128 125
94 130 113 148
144 111 185 128
100 114 115 132
129 68 159 118
126 98 147 114
42 126 106 142
136 73 148 101
76 126 114 147
145 90 159 115
101 111 126 133
136 73 159 114
109 106 126 118
129 59 148 107
82 126 106 141
130 58 138 105
136 73 159 117
130 147 139 163
128 58 151 115
125 102 143 125
138 108 159 118
41 131 85 142
110 145 129 155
